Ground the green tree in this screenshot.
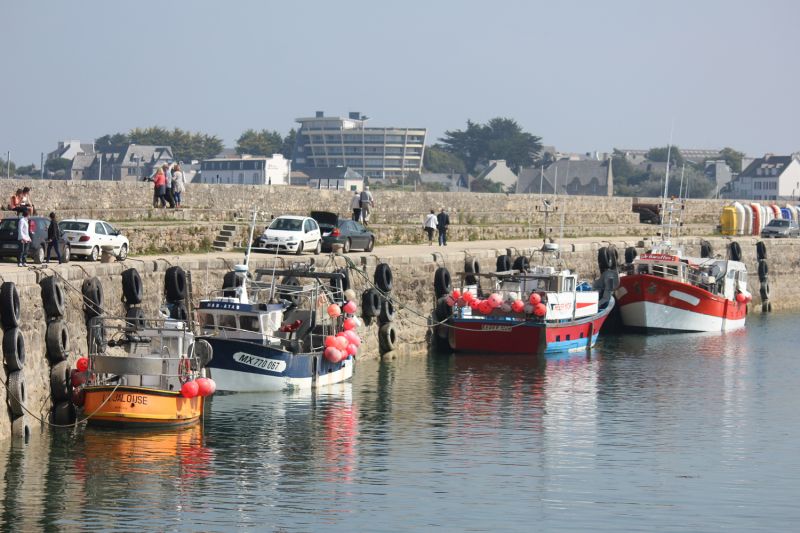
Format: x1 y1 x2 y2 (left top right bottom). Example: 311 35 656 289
423 144 467 173
717 147 745 173
440 118 542 173
646 146 685 167
45 157 71 172
0 157 14 178
280 129 296 159
96 127 223 161
236 129 284 157
15 164 37 176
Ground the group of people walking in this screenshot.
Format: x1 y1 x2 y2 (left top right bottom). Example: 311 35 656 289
150 163 186 208
350 186 374 224
424 208 450 246
13 209 64 266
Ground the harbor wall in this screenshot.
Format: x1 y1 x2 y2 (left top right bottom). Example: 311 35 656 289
2 234 798 443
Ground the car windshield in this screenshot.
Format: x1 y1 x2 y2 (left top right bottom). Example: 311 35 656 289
269 218 302 231
60 221 89 231
767 220 789 227
0 219 19 230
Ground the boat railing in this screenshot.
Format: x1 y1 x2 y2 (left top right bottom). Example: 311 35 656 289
644 261 721 292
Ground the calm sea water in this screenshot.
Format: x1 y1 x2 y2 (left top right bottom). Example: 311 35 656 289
2 313 799 532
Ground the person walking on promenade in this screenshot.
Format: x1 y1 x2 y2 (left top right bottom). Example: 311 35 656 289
163 163 175 208
153 168 167 208
360 186 374 225
424 209 437 246
17 208 31 266
171 164 186 208
46 211 64 263
436 207 450 246
350 190 362 222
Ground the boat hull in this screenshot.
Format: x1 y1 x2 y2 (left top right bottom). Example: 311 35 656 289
202 337 354 392
83 385 203 428
616 274 746 332
449 298 614 355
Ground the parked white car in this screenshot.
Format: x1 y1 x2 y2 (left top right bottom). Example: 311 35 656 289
59 219 130 261
253 215 321 255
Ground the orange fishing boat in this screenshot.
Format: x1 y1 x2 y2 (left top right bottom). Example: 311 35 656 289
79 317 214 428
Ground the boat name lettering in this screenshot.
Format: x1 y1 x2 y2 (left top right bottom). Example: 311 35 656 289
550 303 571 312
105 392 149 405
640 253 678 262
481 324 512 332
205 302 242 310
233 352 287 372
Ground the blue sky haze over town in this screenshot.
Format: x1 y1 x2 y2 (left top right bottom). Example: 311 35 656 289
2 0 798 164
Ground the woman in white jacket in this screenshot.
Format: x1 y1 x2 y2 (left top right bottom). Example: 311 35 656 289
171 165 187 208
423 209 438 246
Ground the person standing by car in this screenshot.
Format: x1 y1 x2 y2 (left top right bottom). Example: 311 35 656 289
350 190 362 222
46 211 63 263
171 164 186 208
424 209 437 246
360 186 374 225
436 207 450 246
17 207 31 266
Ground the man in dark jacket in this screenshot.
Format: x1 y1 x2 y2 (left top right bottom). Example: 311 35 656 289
436 207 450 246
46 211 63 263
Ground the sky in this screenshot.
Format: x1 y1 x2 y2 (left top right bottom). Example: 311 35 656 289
2 0 798 165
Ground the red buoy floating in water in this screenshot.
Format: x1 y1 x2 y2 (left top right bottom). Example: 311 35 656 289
196 377 216 397
181 380 199 398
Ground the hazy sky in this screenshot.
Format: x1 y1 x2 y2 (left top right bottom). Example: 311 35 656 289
2 0 798 165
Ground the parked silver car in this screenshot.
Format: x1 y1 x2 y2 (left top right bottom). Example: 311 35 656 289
760 219 800 238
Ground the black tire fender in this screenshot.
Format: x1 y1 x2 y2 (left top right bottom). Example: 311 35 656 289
170 302 189 321
512 256 530 272
8 371 26 417
82 277 104 318
122 268 143 305
0 281 21 329
433 267 452 299
41 276 66 318
50 360 72 402
126 307 146 329
11 415 30 442
624 246 637 264
165 266 187 302
361 288 381 318
597 246 611 271
46 319 70 363
378 323 397 353
700 240 714 259
757 260 769 282
756 241 767 261
728 241 742 262
374 263 394 293
379 296 396 323
495 254 512 272
464 258 480 285
53 401 76 426
3 327 26 371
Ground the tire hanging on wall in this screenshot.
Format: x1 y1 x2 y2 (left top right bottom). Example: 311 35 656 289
53 402 76 425
378 323 397 353
607 246 619 270
464 258 480 285
7 371 26 417
728 241 742 262
597 247 611 272
170 302 189 321
434 297 450 340
50 360 72 402
700 240 713 259
3 327 26 371
624 246 637 265
222 271 240 297
165 266 187 302
757 260 769 282
41 276 66 318
374 263 394 293
126 307 146 329
0 281 21 329
379 297 396 323
759 281 770 302
512 256 530 272
11 415 30 442
361 288 381 318
433 267 452 299
46 319 70 363
495 255 512 273
756 241 767 261
82 277 104 318
122 268 143 305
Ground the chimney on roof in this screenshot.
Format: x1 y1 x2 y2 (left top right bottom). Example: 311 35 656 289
315 111 324 118
349 111 360 120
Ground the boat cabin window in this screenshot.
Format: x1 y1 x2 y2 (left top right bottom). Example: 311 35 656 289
198 312 214 328
240 315 261 333
664 264 679 277
218 314 237 330
562 277 575 293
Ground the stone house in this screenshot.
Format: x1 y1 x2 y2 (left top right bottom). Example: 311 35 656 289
475 160 518 191
516 157 614 196
721 154 800 201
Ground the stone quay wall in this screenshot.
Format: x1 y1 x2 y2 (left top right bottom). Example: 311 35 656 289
2 233 798 443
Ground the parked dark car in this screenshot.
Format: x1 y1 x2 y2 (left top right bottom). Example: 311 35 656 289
633 203 662 224
311 211 375 253
0 216 71 263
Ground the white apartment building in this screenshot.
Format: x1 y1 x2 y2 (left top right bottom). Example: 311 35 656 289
198 154 290 185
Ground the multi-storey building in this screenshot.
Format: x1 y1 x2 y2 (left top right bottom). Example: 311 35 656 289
721 154 800 201
293 111 426 181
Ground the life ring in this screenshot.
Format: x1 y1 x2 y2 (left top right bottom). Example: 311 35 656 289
122 268 143 305
0 281 21 329
40 276 65 319
379 297 396 323
361 288 381 318
728 241 742 262
50 360 72 402
624 246 637 264
46 319 70 363
495 255 512 272
374 263 393 293
756 241 767 261
82 277 104 318
378 323 397 353
433 267 452 299
126 307 146 329
597 247 611 271
53 401 76 425
512 256 530 272
464 258 480 285
170 302 189 321
757 260 769 282
7 371 25 417
3 327 25 371
164 266 187 302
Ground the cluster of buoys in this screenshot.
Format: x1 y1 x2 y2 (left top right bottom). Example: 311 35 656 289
723 202 800 236
446 289 547 317
181 377 217 398
324 299 362 363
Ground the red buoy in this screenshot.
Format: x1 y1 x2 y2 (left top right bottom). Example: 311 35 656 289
76 357 89 372
181 380 199 398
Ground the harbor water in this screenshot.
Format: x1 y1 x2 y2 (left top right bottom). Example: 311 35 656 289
2 313 799 531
